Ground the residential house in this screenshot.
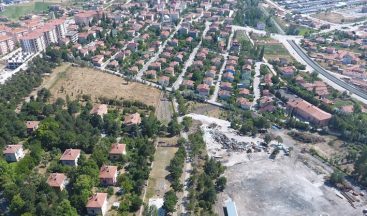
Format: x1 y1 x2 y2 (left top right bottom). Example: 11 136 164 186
109 143 126 160
146 70 157 79
26 121 40 133
237 97 252 110
205 70 216 78
197 84 210 96
223 72 234 82
86 193 108 216
203 77 214 86
239 88 251 96
90 104 108 116
47 173 68 191
182 80 195 89
92 55 104 67
60 149 81 166
3 144 25 162
124 113 141 127
148 62 161 71
225 65 236 74
220 82 232 91
280 66 295 77
218 90 231 100
159 76 170 87
99 165 118 186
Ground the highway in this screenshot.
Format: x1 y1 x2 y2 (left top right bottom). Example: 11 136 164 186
288 40 367 100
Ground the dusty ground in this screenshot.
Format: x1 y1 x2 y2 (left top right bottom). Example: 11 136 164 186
188 102 227 119
146 146 178 200
312 12 346 24
218 154 364 216
187 114 364 216
48 65 161 107
155 92 173 125
311 11 366 24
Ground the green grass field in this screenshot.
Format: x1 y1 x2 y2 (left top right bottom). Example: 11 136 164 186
0 2 53 20
264 44 289 56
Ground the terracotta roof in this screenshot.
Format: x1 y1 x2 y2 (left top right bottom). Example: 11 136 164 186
90 104 108 116
124 113 141 125
3 144 23 154
99 165 118 179
86 193 107 208
60 149 81 161
47 173 67 188
19 30 43 40
287 99 332 121
26 121 40 129
109 143 126 155
0 35 12 42
197 83 210 91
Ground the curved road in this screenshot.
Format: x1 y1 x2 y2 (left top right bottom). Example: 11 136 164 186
288 40 367 100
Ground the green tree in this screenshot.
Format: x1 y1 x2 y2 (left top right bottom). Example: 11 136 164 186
182 116 192 132
264 134 272 145
168 118 181 136
330 170 345 185
10 194 25 215
55 200 78 216
129 195 143 212
215 176 227 192
275 135 283 144
163 190 178 213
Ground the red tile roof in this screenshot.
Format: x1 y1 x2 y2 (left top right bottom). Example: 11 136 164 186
47 173 67 188
109 143 126 155
86 193 107 208
124 113 141 125
60 149 80 161
99 165 118 179
26 121 40 129
3 144 23 154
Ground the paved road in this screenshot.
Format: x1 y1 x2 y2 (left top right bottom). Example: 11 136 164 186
208 28 235 103
172 21 211 91
136 19 183 79
260 5 285 35
252 62 262 109
288 40 367 100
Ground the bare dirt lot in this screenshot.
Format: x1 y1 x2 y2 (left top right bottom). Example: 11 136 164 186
146 146 178 199
311 11 366 24
188 102 227 119
155 92 173 125
48 65 161 107
187 114 365 216
218 154 364 216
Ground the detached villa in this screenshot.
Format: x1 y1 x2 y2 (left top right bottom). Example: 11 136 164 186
3 144 25 162
60 149 81 166
86 193 108 216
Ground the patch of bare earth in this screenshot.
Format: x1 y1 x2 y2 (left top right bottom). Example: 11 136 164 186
146 145 178 199
48 66 161 107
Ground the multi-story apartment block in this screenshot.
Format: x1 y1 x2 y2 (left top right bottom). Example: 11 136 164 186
19 31 47 53
0 35 15 55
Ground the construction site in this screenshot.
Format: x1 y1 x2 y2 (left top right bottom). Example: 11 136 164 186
187 114 367 216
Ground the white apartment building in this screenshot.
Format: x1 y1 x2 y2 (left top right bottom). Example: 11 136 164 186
0 35 14 55
19 31 46 53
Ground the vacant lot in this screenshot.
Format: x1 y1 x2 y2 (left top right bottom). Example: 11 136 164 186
218 154 364 216
310 11 366 24
155 92 173 125
146 146 178 199
0 2 53 19
188 102 227 119
48 65 161 107
264 43 294 62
